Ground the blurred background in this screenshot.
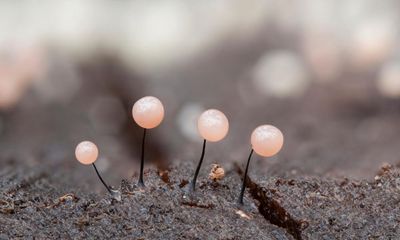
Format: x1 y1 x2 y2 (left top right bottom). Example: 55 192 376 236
1 0 400 192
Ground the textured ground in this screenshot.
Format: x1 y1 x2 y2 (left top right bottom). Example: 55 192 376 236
0 162 292 239
241 163 400 239
0 161 399 239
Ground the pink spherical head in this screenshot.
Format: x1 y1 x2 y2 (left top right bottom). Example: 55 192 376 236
132 96 165 129
251 125 284 157
75 141 99 165
197 109 229 142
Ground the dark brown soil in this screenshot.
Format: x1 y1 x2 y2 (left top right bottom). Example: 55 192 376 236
1 161 399 239
0 162 293 239
241 163 400 239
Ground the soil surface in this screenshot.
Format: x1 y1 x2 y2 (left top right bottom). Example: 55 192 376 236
0 162 292 239
1 161 399 239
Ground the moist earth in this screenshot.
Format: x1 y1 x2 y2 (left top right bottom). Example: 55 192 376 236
1 162 399 239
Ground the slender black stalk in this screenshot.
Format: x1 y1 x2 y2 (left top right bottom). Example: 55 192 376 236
92 163 112 194
138 128 147 187
189 139 207 192
238 149 254 205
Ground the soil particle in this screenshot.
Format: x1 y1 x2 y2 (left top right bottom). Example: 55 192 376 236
209 164 225 181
